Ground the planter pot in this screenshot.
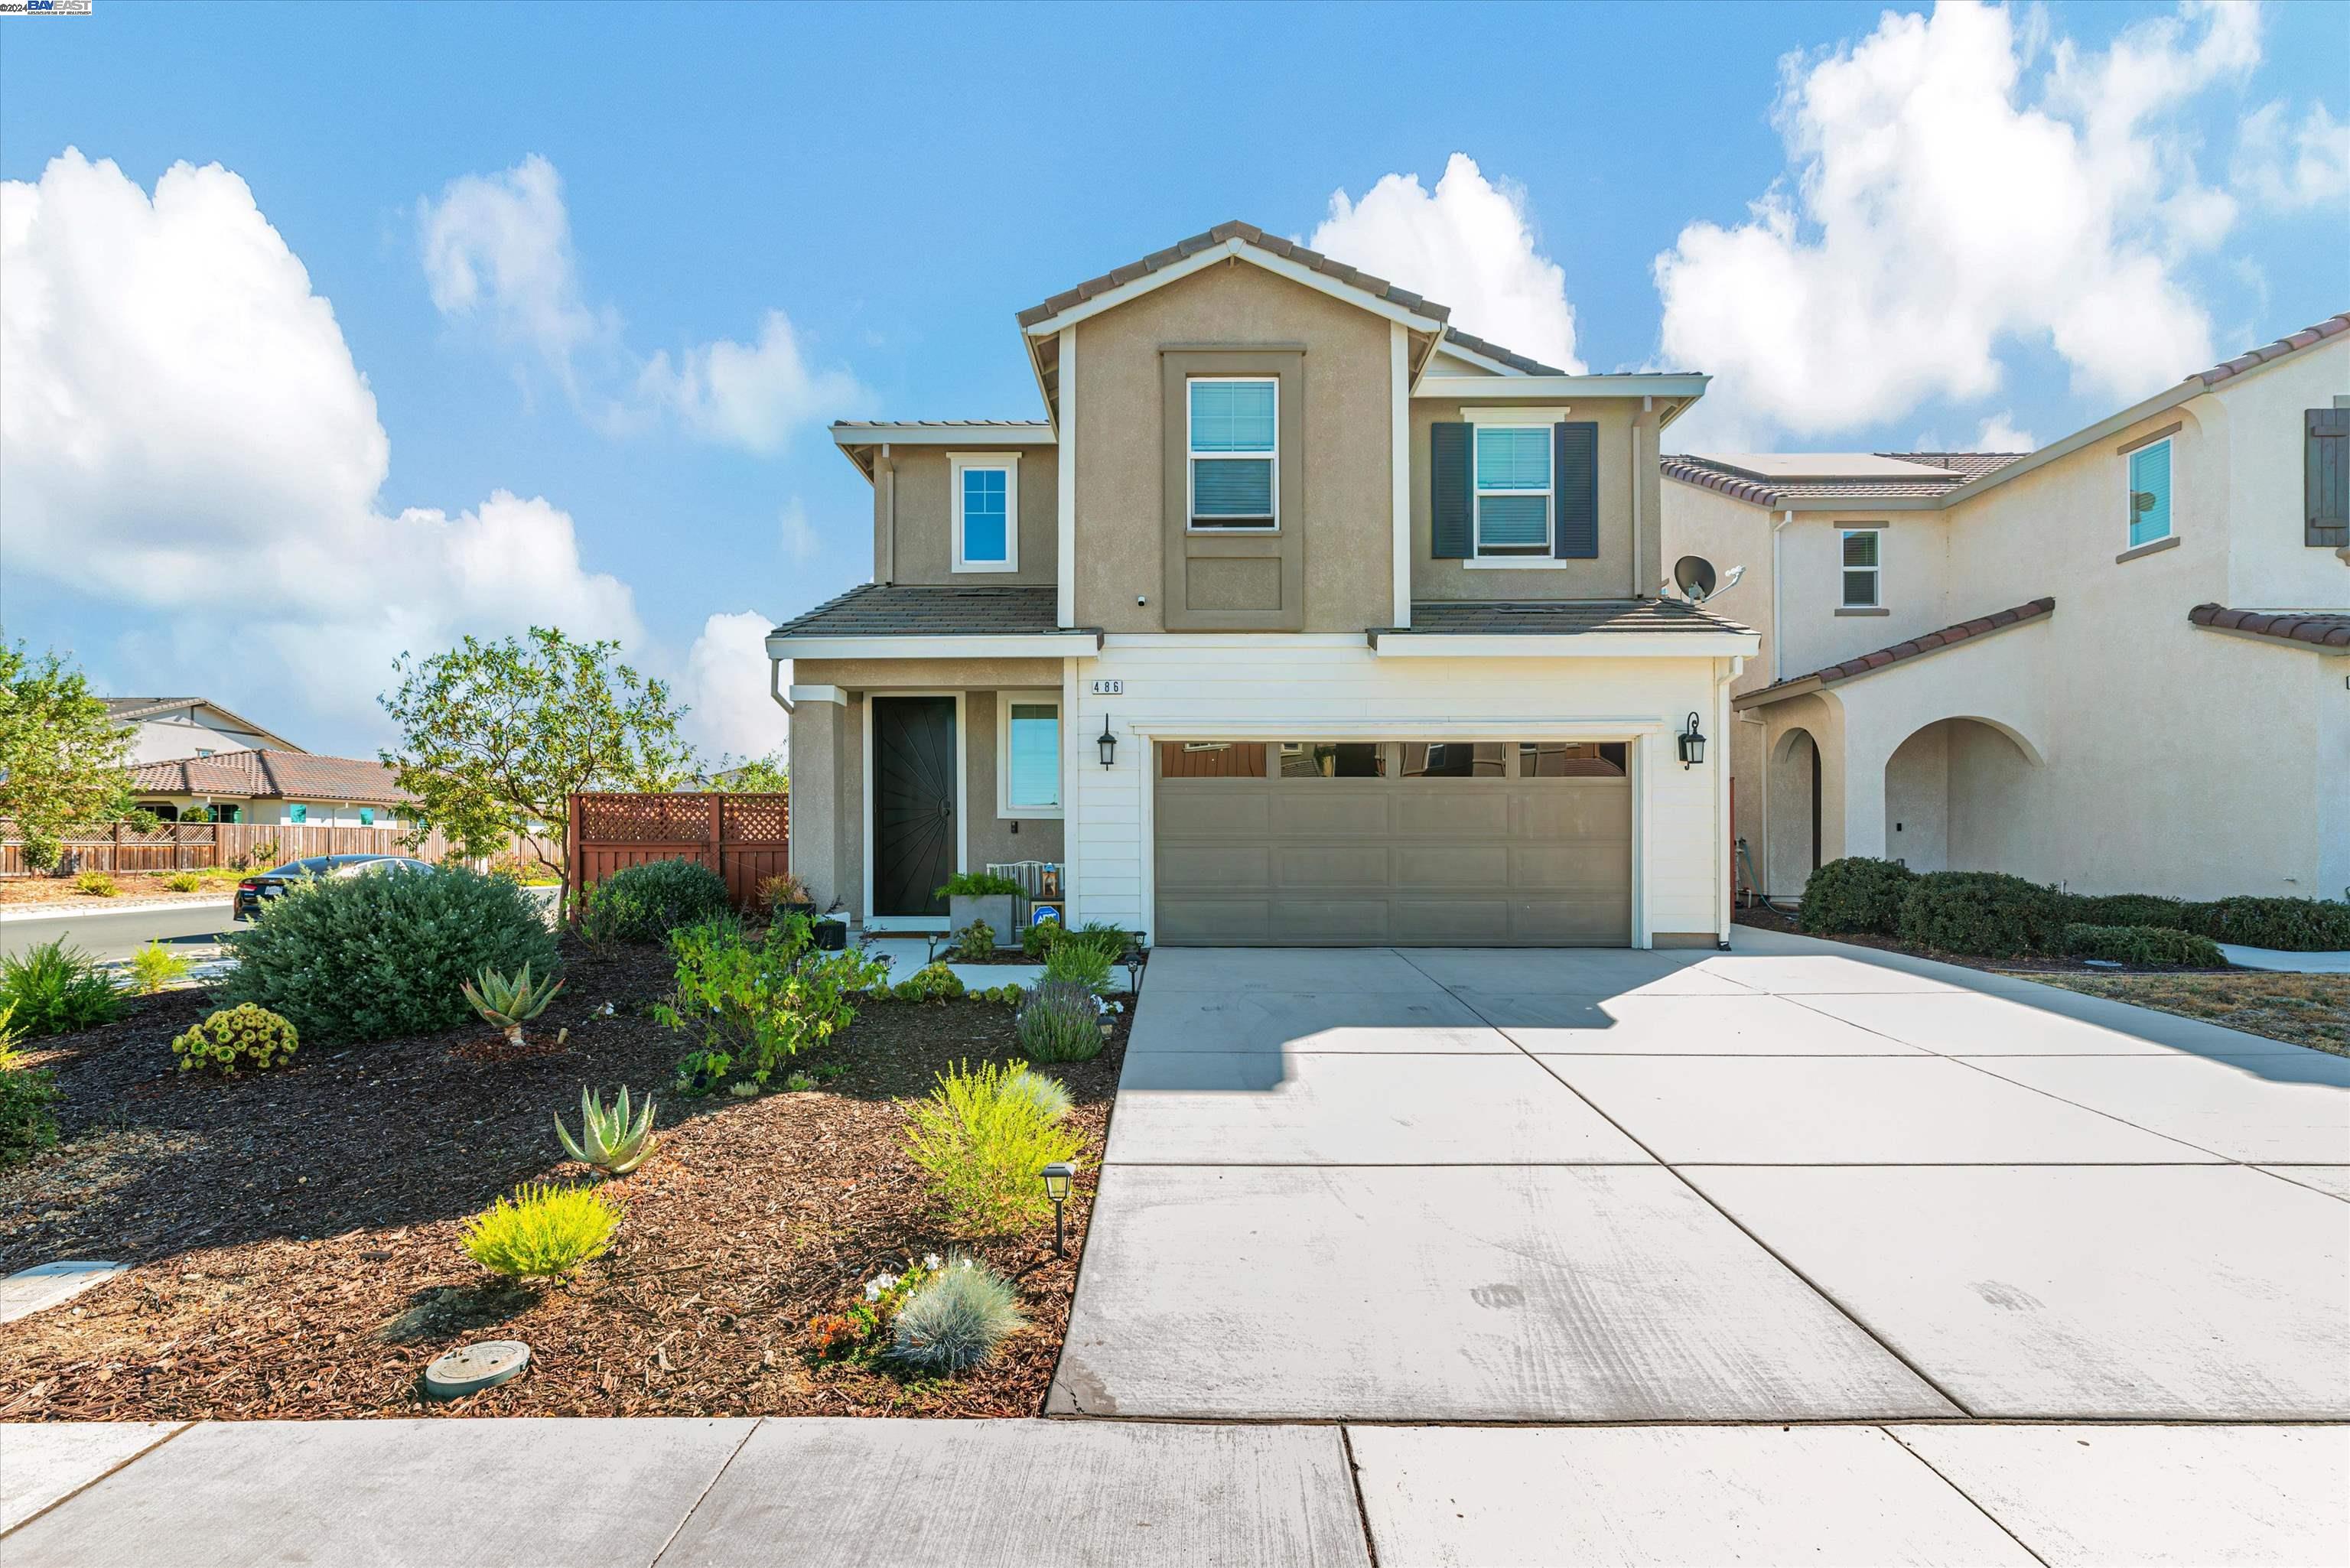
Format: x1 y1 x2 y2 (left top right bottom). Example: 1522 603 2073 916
778 900 818 923
948 893 1017 947
812 918 848 952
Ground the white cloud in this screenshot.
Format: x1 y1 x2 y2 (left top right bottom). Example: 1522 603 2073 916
1 149 647 743
678 610 789 764
1655 1 2261 444
779 498 822 564
636 311 869 455
2232 100 2350 211
1310 154 1584 372
418 153 609 382
422 155 864 451
1972 412 2036 452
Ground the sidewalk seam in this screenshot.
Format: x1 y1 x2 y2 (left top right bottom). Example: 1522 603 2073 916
1336 1424 1382 1568
646 1417 762 1568
0 1420 194 1539
1881 1424 2053 1566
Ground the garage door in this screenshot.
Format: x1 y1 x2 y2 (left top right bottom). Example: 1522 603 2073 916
1154 740 1632 946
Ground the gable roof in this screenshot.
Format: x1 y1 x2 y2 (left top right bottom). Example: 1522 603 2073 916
1017 220 1453 334
101 697 304 752
1662 451 2026 509
127 750 411 805
2188 603 2350 651
1734 597 2055 709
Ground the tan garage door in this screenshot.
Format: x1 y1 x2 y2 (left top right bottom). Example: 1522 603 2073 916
1154 740 1632 946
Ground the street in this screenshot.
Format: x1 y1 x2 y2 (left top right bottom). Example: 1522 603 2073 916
0 902 237 963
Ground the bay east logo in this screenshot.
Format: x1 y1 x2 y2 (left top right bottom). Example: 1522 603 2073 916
0 0 96 15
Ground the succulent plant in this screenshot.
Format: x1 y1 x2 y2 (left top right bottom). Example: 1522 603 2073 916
462 962 565 1045
555 1085 659 1174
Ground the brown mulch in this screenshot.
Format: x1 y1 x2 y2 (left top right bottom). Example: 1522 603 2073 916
0 935 1130 1422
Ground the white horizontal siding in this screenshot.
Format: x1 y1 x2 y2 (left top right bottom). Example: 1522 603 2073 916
1068 637 1729 945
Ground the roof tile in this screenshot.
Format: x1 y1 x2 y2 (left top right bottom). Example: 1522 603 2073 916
771 582 1076 639
126 750 411 805
1739 597 2055 707
1374 598 1753 638
2189 603 2350 649
2192 314 2348 386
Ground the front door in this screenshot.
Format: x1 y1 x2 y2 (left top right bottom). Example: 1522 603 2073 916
871 695 957 918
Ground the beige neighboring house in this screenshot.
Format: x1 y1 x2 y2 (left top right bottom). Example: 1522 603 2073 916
127 750 414 829
1660 314 2349 906
103 698 305 764
767 221 1759 945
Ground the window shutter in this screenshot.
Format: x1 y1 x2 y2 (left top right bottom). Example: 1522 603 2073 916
1431 421 1472 558
1554 421 1598 558
2308 408 2350 548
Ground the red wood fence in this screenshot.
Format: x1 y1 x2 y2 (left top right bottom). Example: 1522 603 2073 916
565 792 789 912
1 821 465 877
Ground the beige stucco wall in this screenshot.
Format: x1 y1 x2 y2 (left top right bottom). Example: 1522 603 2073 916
871 445 1058 587
1410 396 1656 602
1659 480 1779 691
2211 343 2350 606
1070 260 1394 633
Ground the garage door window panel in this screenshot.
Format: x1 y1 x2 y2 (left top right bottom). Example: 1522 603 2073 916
1402 742 1505 778
1518 740 1628 777
1277 742 1387 778
1157 741 1267 779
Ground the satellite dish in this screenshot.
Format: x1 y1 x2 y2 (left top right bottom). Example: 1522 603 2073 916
1673 555 1718 600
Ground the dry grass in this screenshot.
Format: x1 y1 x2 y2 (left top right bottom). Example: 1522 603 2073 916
2021 971 2350 1056
0 870 240 906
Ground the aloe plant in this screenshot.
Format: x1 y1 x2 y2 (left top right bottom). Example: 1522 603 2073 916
555 1085 658 1174
461 962 565 1045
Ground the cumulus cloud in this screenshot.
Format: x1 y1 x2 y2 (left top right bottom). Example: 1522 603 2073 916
2232 100 2350 211
1654 0 2267 443
678 610 789 765
422 155 864 451
1310 154 1584 372
1972 412 2036 452
0 149 806 761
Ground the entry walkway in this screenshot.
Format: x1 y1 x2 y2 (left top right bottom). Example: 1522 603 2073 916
1053 928 2349 1423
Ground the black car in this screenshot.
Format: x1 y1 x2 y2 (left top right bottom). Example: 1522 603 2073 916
233 854 435 920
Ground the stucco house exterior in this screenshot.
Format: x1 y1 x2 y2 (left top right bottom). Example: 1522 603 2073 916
1659 314 2348 906
103 697 304 764
767 222 1758 946
127 750 415 829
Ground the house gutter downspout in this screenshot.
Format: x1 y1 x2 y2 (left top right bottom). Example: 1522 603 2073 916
1769 508 1793 683
1716 654 1743 948
769 654 795 717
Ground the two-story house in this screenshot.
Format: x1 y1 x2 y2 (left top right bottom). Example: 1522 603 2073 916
103 697 304 764
1659 314 2348 906
767 223 1759 947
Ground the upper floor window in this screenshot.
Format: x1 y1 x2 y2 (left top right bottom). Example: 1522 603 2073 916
1474 425 1552 557
950 453 1019 572
2127 437 2172 549
1841 529 1881 607
1187 378 1278 529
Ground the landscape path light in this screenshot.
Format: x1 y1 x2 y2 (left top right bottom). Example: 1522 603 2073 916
1040 1162 1074 1257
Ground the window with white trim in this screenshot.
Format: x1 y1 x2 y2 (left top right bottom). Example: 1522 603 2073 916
1187 377 1278 529
1474 425 1551 556
1841 529 1881 607
950 453 1019 572
998 695 1061 815
2126 438 2172 549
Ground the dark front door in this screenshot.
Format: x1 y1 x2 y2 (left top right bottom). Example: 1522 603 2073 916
871 695 957 917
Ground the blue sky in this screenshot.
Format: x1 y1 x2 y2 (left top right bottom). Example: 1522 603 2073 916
3 1 2344 758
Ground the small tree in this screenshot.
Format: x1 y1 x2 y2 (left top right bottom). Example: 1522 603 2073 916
0 636 138 859
379 627 692 884
705 751 789 793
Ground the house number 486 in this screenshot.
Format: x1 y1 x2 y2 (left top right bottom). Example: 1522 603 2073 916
1090 679 1123 695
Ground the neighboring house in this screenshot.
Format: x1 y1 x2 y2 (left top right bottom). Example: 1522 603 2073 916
103 698 305 764
768 221 1758 946
1660 314 2349 906
128 750 413 829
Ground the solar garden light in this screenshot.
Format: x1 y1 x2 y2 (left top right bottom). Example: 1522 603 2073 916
1121 944 1144 996
1677 711 1707 769
1040 1162 1075 1257
1096 717 1118 769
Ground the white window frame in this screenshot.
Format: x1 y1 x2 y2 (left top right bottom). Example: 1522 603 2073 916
1186 376 1279 532
1840 526 1883 608
949 451 1020 573
2124 435 2173 550
1472 421 1554 559
996 691 1063 818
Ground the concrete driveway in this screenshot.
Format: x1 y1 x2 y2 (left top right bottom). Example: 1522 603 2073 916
1051 926 2349 1423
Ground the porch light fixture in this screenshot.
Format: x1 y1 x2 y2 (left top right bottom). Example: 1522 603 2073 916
1096 718 1118 769
1677 712 1707 769
1040 1162 1075 1257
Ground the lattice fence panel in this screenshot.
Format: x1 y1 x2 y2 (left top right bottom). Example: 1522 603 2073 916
578 794 713 842
720 795 789 843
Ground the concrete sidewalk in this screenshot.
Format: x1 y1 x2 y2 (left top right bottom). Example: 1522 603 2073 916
5 1417 2342 1566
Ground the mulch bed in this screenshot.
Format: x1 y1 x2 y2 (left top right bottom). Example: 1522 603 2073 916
0 935 1130 1421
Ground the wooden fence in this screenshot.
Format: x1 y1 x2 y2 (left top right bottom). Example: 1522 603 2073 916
1 821 462 877
566 792 789 912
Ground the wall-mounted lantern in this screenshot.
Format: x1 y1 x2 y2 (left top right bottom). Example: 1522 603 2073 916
1097 718 1118 769
1677 711 1707 769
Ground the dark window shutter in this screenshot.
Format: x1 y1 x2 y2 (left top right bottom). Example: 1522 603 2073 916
2308 408 2350 548
1431 421 1472 558
1554 421 1598 558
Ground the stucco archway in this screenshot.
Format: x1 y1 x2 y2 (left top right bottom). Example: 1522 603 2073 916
1883 716 2044 874
1767 727 1823 894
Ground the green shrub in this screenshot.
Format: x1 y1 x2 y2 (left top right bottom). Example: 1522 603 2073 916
161 871 204 893
171 1003 300 1075
1042 940 1114 993
2064 893 2190 930
903 1062 1085 1235
2187 896 2350 952
219 866 559 1044
460 1182 619 1279
0 1005 61 1166
890 961 967 1004
1896 871 2068 958
0 939 122 1038
1020 918 1131 962
2061 924 2226 968
653 914 887 1089
889 1255 1027 1372
20 829 61 873
126 941 193 996
1017 979 1105 1062
578 857 732 945
937 871 1025 899
951 919 997 963
72 870 118 897
1798 857 1919 935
